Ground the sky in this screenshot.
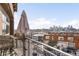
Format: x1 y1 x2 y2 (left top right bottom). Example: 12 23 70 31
14 3 79 29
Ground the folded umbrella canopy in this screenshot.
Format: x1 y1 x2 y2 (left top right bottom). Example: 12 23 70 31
16 10 29 36
16 10 30 56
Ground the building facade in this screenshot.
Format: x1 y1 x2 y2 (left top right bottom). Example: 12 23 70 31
44 32 79 49
0 3 17 35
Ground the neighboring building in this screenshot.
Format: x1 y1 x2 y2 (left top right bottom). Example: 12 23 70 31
0 3 17 35
44 32 79 49
30 29 49 36
32 33 45 41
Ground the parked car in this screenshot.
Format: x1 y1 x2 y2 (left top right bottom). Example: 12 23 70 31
62 47 76 55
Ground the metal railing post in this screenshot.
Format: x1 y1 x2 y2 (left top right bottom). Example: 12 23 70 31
16 40 18 48
22 34 26 56
28 38 30 56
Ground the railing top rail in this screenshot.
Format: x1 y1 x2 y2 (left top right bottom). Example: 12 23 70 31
36 44 57 56
10 35 18 39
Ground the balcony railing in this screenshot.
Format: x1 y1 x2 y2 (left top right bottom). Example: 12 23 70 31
25 37 72 56
0 35 72 56
0 35 17 56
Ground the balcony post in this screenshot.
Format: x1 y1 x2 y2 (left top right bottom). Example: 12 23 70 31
22 34 26 56
10 18 14 35
28 38 30 56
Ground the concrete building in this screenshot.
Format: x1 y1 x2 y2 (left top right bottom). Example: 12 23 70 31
0 3 17 35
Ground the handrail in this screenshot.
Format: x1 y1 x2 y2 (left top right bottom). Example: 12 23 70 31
35 44 57 56
26 37 72 56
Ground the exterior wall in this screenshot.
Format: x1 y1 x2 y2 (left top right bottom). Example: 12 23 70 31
74 35 79 49
0 14 3 34
0 3 17 35
0 5 10 35
44 32 79 49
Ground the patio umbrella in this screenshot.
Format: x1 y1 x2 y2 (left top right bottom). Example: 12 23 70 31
16 10 29 36
16 10 29 56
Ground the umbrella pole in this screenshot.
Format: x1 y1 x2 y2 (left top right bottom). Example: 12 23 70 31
23 40 26 56
28 38 30 56
22 34 26 56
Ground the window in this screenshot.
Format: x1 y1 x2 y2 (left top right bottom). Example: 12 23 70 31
0 10 9 35
45 35 50 40
38 36 43 41
68 42 75 48
52 36 54 40
68 37 74 42
58 37 64 41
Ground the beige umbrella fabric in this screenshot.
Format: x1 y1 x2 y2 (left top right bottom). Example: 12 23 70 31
16 10 29 36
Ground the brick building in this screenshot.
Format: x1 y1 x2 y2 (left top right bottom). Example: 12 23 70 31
44 32 79 49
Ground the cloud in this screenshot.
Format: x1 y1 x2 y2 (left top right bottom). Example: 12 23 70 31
67 19 79 29
29 18 57 29
14 15 79 29
29 18 79 29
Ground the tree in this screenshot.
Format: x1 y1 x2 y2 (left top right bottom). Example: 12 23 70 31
46 40 57 51
48 40 57 47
